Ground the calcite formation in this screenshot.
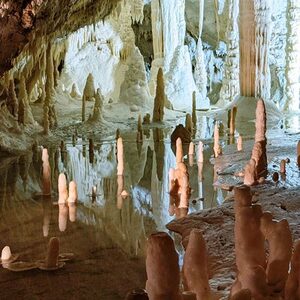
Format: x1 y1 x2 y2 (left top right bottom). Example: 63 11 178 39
182 229 211 300
152 68 165 123
45 237 60 268
145 232 181 300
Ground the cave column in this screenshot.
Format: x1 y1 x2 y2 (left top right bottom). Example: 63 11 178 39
239 0 271 99
285 0 300 111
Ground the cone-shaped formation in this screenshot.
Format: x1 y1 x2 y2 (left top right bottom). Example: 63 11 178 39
231 185 267 298
152 68 165 122
68 181 78 203
176 138 183 163
145 232 181 300
91 88 104 121
285 240 300 299
58 173 68 204
70 83 81 98
45 237 60 268
1 246 12 261
185 113 193 133
251 99 267 177
83 73 96 101
244 159 256 186
183 229 211 299
260 212 292 294
237 135 243 151
117 137 124 176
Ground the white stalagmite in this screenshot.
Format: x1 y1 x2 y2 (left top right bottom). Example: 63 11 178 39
285 0 300 111
83 73 96 101
218 0 240 106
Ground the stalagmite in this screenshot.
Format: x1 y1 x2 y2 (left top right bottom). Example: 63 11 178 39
45 237 60 269
42 148 51 196
145 232 181 300
8 79 18 117
117 137 124 176
188 142 194 155
280 159 286 174
176 138 183 164
285 240 300 299
67 181 78 203
197 141 204 163
83 73 95 101
213 123 221 158
58 173 68 204
237 135 243 151
231 185 267 298
244 159 257 186
70 83 81 98
183 229 211 299
152 68 165 123
251 99 267 177
260 212 292 294
89 138 94 164
185 114 193 133
91 88 103 121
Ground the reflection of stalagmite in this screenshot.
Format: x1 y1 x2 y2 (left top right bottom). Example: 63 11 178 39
285 240 300 299
58 173 68 204
280 159 286 174
43 106 50 135
260 212 292 294
117 137 124 176
137 114 143 143
42 148 51 196
192 91 197 128
152 68 165 122
42 196 51 237
91 88 104 121
82 95 86 122
297 141 300 167
89 138 94 164
145 232 181 300
117 175 124 210
68 202 77 223
230 106 237 136
58 203 68 232
183 229 211 299
188 142 194 167
176 138 183 164
231 185 267 298
185 114 193 133
153 128 164 181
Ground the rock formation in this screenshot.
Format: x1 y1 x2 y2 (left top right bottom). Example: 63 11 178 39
83 73 96 101
117 137 124 176
182 229 211 299
145 232 181 300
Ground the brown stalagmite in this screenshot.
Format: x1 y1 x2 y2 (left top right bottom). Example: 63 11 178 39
58 173 68 204
8 79 18 117
285 240 300 299
192 91 197 128
152 68 165 122
176 138 183 164
45 237 59 268
185 113 193 133
260 212 292 294
244 159 256 186
83 73 96 101
183 229 211 300
231 185 267 299
145 232 181 300
280 159 286 174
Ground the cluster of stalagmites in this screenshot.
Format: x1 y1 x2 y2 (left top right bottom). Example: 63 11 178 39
129 184 300 300
244 99 268 186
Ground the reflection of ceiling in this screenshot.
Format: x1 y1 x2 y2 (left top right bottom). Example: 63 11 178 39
0 0 121 75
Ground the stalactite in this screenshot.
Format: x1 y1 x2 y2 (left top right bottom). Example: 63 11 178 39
19 77 34 124
218 0 240 106
284 0 300 111
152 68 165 122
